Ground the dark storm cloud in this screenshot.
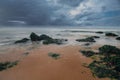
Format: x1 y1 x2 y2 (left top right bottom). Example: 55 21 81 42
58 0 84 7
0 0 120 26
0 0 54 25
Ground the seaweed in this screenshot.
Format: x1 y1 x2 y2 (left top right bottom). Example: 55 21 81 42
0 61 18 71
80 50 96 57
48 52 60 59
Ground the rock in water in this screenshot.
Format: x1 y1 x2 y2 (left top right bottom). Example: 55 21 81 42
15 38 29 44
116 37 120 40
96 31 104 34
105 33 118 37
30 32 40 41
76 37 96 42
91 36 100 38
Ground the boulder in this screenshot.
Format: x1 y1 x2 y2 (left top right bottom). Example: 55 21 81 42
30 32 40 41
15 38 29 44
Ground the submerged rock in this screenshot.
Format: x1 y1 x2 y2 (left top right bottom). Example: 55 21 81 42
105 33 118 37
15 38 29 44
30 32 41 41
116 37 120 40
76 37 96 42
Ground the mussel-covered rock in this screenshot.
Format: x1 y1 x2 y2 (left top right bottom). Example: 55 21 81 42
15 38 29 44
76 37 96 42
105 33 118 37
30 32 41 41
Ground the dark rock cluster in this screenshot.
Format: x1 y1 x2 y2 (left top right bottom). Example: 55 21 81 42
80 45 120 80
15 32 67 45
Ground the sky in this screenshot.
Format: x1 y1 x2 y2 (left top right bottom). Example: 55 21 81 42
0 0 120 26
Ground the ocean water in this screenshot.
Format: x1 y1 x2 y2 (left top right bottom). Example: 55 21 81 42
0 26 120 46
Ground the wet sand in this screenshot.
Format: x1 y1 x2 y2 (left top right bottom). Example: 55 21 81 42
0 45 109 80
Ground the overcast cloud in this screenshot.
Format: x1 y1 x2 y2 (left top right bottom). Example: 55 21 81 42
0 0 120 26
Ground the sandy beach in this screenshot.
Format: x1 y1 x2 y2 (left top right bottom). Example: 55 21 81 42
0 44 110 80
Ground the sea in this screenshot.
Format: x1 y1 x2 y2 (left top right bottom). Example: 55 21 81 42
0 26 120 47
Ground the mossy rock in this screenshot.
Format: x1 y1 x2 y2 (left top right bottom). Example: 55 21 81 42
99 45 120 55
89 61 119 79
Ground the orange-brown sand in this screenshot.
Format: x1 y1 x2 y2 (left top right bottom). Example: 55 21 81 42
0 45 109 80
